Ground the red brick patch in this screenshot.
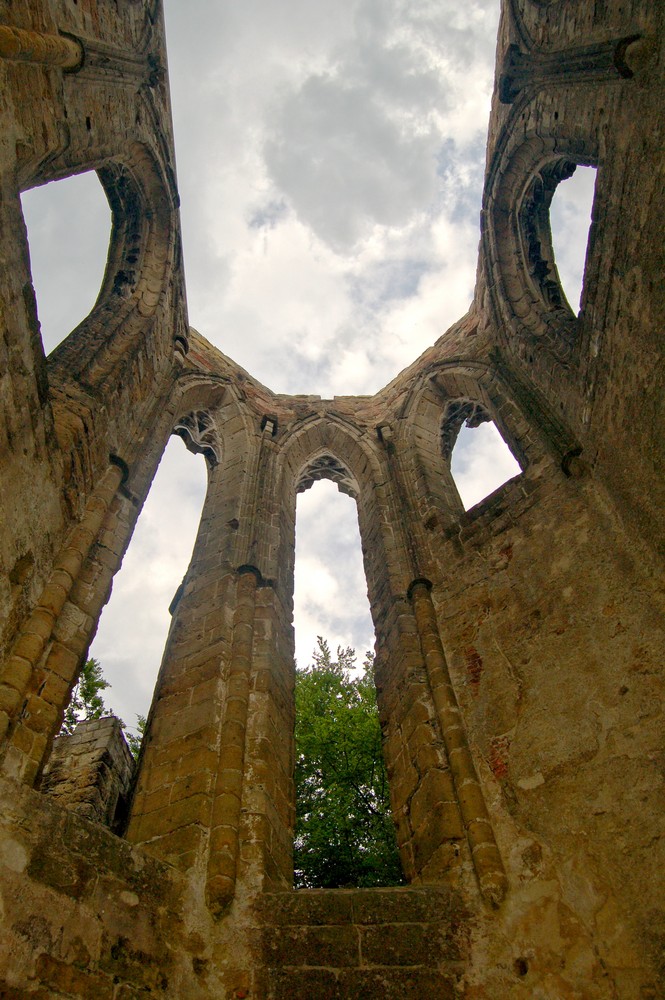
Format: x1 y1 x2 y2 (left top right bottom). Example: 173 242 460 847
488 735 511 780
464 647 483 693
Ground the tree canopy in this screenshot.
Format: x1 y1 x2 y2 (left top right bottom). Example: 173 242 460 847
294 638 403 889
60 656 109 735
59 657 145 758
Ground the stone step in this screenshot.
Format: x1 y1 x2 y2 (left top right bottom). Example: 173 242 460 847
265 966 459 1000
258 886 466 1000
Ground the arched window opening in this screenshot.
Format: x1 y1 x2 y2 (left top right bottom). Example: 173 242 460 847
549 165 597 314
87 435 208 749
293 477 402 888
20 171 111 356
518 159 597 322
44 435 205 764
40 434 208 830
444 401 522 510
294 477 370 666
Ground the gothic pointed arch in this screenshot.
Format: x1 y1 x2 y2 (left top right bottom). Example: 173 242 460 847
398 357 578 542
273 412 412 600
483 128 600 367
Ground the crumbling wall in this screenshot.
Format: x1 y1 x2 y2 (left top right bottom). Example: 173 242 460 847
41 716 134 830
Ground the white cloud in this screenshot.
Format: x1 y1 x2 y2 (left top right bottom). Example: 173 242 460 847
163 0 500 394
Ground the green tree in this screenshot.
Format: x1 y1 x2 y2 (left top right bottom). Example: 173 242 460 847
59 659 145 759
294 638 404 889
124 714 147 758
60 656 109 735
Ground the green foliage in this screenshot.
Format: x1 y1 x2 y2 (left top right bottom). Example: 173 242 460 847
60 656 109 735
294 638 404 889
60 659 145 760
124 714 147 759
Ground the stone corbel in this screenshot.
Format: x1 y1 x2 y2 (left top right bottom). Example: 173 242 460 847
0 25 83 71
499 35 644 104
0 23 164 87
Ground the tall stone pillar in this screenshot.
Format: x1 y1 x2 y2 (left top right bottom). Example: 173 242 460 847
125 454 240 870
206 565 259 914
0 463 125 784
409 579 507 906
127 406 293 910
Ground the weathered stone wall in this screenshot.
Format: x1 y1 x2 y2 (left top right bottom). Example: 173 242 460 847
256 887 468 999
0 0 663 997
481 0 665 560
0 775 204 998
41 716 134 830
0 0 186 685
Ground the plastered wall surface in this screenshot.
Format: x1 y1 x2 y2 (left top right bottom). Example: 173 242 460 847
0 0 663 997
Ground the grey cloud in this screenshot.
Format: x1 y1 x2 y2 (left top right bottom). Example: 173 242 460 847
347 257 432 309
264 73 439 249
247 198 289 230
258 0 493 252
337 34 448 112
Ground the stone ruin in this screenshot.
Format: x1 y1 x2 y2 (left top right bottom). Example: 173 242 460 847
0 1 663 997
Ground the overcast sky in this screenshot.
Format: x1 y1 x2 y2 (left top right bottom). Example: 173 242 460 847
20 0 596 730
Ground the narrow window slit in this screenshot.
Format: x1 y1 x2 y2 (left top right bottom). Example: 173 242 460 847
41 435 208 827
87 435 208 751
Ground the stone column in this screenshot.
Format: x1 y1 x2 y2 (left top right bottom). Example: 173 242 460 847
409 579 507 906
374 594 464 884
125 470 238 869
0 25 82 71
0 462 125 782
206 565 259 916
126 404 269 885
